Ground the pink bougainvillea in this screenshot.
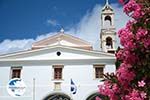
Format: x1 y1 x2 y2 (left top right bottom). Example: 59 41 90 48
98 0 150 100
138 80 145 87
95 96 102 100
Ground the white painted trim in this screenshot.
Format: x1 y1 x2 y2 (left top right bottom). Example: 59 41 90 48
0 59 115 66
0 45 115 59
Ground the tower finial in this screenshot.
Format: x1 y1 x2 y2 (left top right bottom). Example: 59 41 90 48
60 26 64 33
106 0 109 5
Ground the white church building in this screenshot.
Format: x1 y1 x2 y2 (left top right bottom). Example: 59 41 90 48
0 1 117 100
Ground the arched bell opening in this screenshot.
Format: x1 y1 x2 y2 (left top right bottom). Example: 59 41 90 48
103 15 112 28
106 37 113 49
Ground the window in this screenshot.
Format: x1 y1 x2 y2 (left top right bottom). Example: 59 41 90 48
54 68 62 79
53 65 63 80
11 67 22 78
95 67 103 78
94 65 104 78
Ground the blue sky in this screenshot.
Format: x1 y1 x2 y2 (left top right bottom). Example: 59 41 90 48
0 0 119 41
0 0 130 54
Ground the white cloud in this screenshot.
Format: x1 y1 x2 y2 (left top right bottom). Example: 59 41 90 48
0 39 34 54
0 33 57 54
35 32 56 41
0 3 130 55
68 3 130 49
72 4 101 50
47 19 59 26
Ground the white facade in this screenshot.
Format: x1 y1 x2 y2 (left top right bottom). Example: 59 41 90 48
0 1 116 100
0 45 116 100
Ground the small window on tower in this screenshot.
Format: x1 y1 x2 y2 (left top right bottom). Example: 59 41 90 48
11 67 22 79
53 65 63 80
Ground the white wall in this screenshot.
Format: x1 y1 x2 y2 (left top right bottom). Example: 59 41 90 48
0 64 115 100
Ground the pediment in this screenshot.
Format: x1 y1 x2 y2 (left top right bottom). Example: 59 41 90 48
32 33 92 50
0 46 115 61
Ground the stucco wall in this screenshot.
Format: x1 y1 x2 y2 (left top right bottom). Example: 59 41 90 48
0 64 115 100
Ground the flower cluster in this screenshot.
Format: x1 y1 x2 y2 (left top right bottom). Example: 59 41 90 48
123 0 144 19
116 63 135 87
125 90 147 100
98 81 120 100
98 0 150 100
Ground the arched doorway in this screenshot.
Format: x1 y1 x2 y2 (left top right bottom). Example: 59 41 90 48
86 92 106 100
43 93 71 100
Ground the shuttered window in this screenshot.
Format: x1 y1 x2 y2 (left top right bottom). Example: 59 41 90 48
11 67 22 78
94 65 104 78
53 65 63 80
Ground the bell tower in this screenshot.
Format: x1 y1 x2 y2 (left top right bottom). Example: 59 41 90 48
100 0 116 53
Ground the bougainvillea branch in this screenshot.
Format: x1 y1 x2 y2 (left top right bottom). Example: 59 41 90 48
97 0 150 100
